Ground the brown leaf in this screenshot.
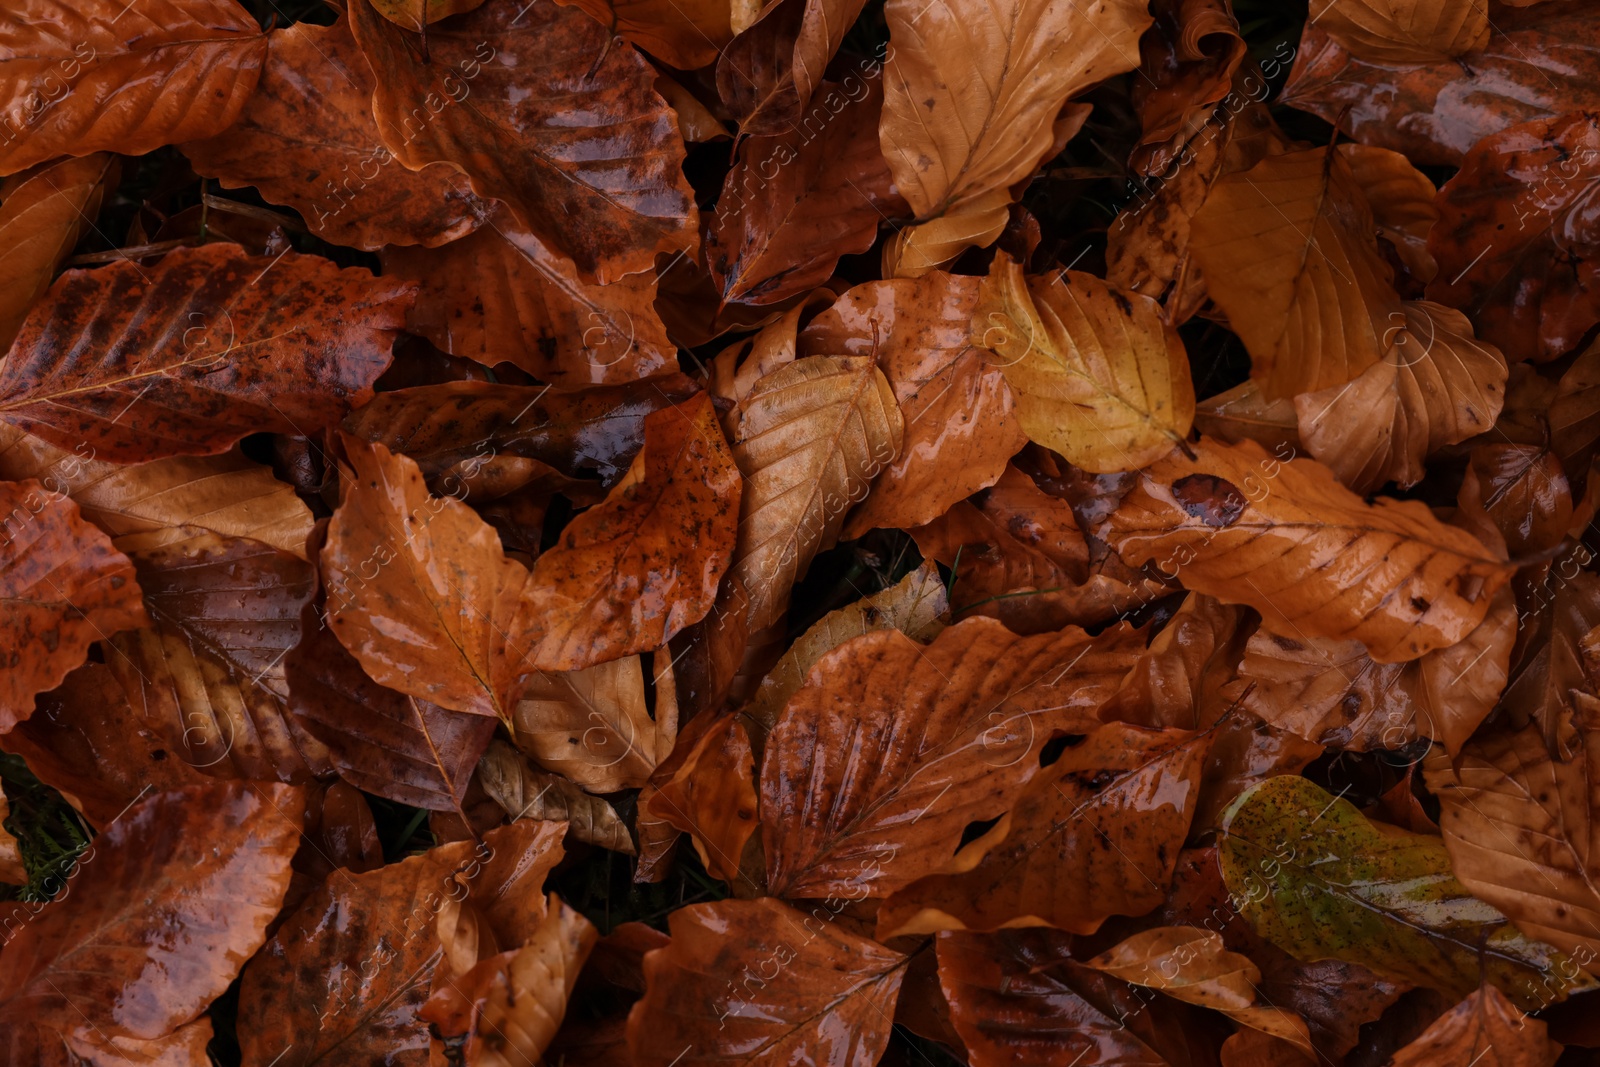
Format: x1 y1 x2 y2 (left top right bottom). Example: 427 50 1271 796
1280 10 1600 167
1193 381 1302 457
382 205 679 387
287 564 496 811
645 710 759 881
976 253 1195 471
878 0 1150 261
1502 571 1600 750
558 0 732 69
0 423 313 559
237 819 566 1065
423 893 598 1066
368 0 487 27
707 77 900 306
763 617 1145 900
1458 444 1573 560
716 0 872 137
626 897 908 1066
323 434 538 721
1293 301 1507 492
0 793 21 886
1097 436 1516 661
181 17 487 250
4 664 210 828
0 154 117 350
936 928 1226 1067
341 379 676 493
1309 0 1487 62
728 354 904 629
1553 339 1600 474
1102 592 1248 728
878 722 1210 936
1130 0 1248 174
1087 926 1314 1053
478 740 635 854
0 480 147 731
1388 985 1562 1066
0 0 267 174
1423 696 1600 976
1240 585 1515 755
0 243 413 462
1341 142 1440 285
350 0 697 283
107 531 331 781
800 272 1024 535
524 392 741 670
741 560 948 741
1427 112 1600 364
0 781 303 1065
1189 146 1403 399
512 655 673 791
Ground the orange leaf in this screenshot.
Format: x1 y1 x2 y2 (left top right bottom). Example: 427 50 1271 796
1098 436 1515 661
0 154 117 350
0 782 304 1063
762 616 1145 899
0 0 267 174
627 897 908 1066
0 243 413 462
0 480 147 731
879 722 1210 936
349 0 697 283
182 17 488 251
1388 985 1562 1066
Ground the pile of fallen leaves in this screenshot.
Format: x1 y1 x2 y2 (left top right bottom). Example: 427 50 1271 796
8 0 1600 1062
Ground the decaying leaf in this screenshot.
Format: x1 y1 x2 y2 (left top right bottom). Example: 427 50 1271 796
0 480 147 731
181 17 486 251
1386 984 1562 1067
478 739 634 854
1219 775 1590 1008
627 897 909 1066
878 722 1210 936
1189 146 1403 399
1097 436 1516 661
0 782 304 1065
0 243 413 462
350 0 697 283
0 153 117 351
0 0 268 173
764 617 1145 900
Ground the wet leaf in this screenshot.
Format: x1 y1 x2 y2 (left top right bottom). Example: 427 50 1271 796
0 154 117 351
0 423 313 559
728 354 904 630
558 0 732 68
763 617 1145 899
350 0 697 283
1218 774 1589 1009
1097 436 1516 661
708 77 900 306
1386 984 1562 1066
1281 10 1600 166
237 819 566 1065
626 897 909 1066
0 480 148 731
879 721 1210 936
382 205 678 387
644 709 758 881
975 253 1195 472
182 17 487 251
0 243 414 462
0 781 304 1065
1308 0 1487 63
1189 146 1403 399
478 740 634 854
878 0 1150 264
800 273 1024 535
1428 112 1600 364
1423 695 1600 981
0 0 267 173
511 654 672 792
